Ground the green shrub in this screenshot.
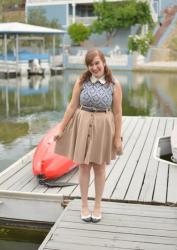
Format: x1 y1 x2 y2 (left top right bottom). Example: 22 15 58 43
68 23 91 45
128 33 154 55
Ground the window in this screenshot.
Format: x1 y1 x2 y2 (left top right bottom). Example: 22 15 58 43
69 4 94 17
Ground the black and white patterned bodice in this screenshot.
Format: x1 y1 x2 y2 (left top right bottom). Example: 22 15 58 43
80 79 114 109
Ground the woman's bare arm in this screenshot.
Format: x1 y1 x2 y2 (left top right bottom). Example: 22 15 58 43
54 78 81 140
112 80 123 152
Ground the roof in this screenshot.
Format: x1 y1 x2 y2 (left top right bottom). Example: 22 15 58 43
0 22 66 35
27 0 123 6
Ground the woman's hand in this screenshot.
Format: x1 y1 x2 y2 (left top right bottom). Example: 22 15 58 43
114 137 123 155
54 126 64 141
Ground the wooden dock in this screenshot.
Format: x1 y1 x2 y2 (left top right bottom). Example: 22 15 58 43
0 116 177 206
1 116 177 249
39 199 177 250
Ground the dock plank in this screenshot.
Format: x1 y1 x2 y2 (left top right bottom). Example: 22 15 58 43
61 211 177 229
19 175 39 192
112 117 151 200
1 117 177 206
153 118 174 203
0 162 33 190
167 118 177 203
138 118 167 203
168 165 177 204
38 199 177 250
8 163 33 191
125 118 159 201
69 200 177 217
101 117 140 199
0 148 34 185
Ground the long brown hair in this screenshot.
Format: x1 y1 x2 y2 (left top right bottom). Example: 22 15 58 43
79 49 114 85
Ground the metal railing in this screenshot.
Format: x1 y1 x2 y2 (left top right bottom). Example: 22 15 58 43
68 16 97 25
26 0 124 6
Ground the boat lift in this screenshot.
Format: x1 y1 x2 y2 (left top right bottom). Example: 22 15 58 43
0 22 66 77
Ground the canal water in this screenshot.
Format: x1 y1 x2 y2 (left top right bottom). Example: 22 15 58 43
0 69 177 249
0 226 48 250
1 69 177 172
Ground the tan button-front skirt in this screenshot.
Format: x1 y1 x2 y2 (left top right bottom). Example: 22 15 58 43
54 108 117 165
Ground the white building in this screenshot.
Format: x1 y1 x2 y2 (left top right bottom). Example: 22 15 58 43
25 0 177 49
26 0 177 28
25 1 159 48
26 0 163 27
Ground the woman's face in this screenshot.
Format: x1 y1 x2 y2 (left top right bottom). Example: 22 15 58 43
88 55 105 79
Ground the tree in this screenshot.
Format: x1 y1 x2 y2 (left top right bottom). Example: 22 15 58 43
27 8 49 27
27 8 62 30
0 0 25 22
91 0 153 44
27 8 62 48
135 1 153 26
68 23 91 45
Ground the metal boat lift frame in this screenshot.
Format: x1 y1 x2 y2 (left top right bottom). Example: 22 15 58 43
0 22 66 76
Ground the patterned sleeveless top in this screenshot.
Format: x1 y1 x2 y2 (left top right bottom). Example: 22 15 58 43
80 78 114 109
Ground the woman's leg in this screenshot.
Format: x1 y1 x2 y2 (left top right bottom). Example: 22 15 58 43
79 164 92 215
92 163 106 216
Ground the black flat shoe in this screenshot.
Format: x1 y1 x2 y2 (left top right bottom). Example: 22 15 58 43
81 213 92 222
91 213 102 223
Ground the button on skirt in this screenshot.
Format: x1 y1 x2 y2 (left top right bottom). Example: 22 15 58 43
54 108 117 165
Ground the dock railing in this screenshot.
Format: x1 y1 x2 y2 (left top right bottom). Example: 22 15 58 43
64 49 134 70
0 61 17 71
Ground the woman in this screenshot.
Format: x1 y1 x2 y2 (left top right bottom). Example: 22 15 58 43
54 48 122 223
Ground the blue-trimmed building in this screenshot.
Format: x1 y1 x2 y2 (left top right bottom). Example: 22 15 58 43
25 0 154 48
25 0 177 49
26 0 98 29
26 0 177 28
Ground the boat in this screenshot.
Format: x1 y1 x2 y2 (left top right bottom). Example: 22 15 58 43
153 136 177 166
171 126 177 163
28 58 45 76
32 123 78 187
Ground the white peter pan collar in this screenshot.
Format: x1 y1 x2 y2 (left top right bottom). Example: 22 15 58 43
90 75 106 85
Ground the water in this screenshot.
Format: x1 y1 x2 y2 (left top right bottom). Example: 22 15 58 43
1 70 177 172
0 226 48 250
0 69 177 249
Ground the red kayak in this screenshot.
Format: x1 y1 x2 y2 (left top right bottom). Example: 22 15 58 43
32 123 78 182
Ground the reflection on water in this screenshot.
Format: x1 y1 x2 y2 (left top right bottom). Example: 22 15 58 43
0 70 177 250
113 71 177 117
0 75 64 117
0 70 177 171
0 122 28 144
0 226 48 250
